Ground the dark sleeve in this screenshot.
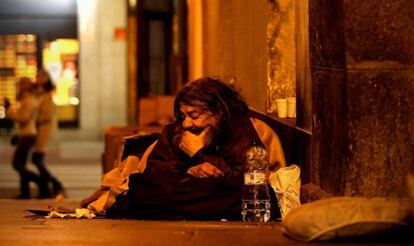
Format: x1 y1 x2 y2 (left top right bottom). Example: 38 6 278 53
192 149 232 174
145 124 190 173
146 124 237 175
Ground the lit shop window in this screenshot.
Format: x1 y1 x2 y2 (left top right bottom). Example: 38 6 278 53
43 39 80 127
0 34 37 112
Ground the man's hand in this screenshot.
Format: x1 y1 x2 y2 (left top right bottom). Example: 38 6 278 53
187 162 224 178
179 126 212 157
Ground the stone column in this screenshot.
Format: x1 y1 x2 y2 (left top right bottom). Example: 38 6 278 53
310 0 414 197
76 0 127 140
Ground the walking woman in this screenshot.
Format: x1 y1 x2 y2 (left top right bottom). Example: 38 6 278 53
6 77 50 199
32 69 65 198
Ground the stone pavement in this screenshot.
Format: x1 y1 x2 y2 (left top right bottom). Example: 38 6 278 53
0 199 399 246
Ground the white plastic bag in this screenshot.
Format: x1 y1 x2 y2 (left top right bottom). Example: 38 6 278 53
269 164 301 219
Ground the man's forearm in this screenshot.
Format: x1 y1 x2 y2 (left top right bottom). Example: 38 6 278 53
191 150 231 174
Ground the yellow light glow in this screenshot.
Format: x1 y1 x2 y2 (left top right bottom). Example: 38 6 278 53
43 38 79 107
129 0 136 8
26 35 36 42
43 47 61 65
49 39 79 54
70 97 79 105
50 42 60 53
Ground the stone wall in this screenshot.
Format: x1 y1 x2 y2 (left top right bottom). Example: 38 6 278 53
191 0 413 197
310 0 414 197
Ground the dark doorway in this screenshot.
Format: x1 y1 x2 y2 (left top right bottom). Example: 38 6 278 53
137 0 188 97
129 0 187 126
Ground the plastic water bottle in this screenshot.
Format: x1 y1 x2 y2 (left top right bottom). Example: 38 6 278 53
241 146 271 222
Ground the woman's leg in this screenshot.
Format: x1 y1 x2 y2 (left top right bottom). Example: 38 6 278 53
12 136 36 198
32 151 64 197
12 136 50 198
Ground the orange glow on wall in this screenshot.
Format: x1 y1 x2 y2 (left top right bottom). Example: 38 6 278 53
187 0 203 80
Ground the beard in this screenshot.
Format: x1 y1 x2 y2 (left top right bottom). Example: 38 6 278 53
188 125 219 137
176 124 220 145
186 126 205 135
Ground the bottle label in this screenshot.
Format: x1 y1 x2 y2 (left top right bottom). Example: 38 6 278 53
244 172 266 185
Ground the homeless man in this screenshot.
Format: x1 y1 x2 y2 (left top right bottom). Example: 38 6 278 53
82 77 286 220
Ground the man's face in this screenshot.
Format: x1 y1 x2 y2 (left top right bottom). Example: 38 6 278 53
179 104 220 134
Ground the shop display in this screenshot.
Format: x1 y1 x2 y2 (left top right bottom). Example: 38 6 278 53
0 34 37 110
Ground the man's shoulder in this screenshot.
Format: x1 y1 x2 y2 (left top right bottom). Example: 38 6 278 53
161 122 178 132
159 122 179 140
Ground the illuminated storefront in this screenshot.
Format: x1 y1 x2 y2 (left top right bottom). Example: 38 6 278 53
0 0 79 128
43 39 79 126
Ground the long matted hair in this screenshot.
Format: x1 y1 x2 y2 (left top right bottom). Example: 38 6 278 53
173 77 248 125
